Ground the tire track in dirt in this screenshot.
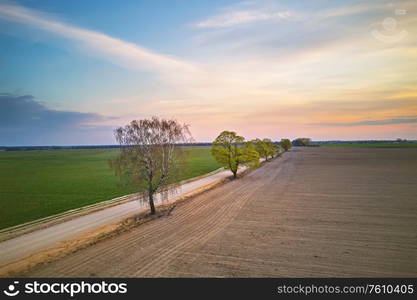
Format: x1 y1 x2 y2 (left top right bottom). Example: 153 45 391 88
130 159 281 276
100 181 255 276
146 156 294 277
150 155 294 276
135 181 260 276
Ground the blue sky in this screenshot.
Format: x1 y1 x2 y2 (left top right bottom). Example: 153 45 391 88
0 0 416 145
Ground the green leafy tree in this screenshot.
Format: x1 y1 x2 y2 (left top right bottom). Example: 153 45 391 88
252 138 277 160
280 138 292 151
263 138 277 159
211 131 260 178
252 138 268 161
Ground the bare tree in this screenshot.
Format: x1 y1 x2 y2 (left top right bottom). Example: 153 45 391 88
109 117 192 215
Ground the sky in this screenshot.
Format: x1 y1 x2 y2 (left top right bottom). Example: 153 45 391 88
0 0 416 145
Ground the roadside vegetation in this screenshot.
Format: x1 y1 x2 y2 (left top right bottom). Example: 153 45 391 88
280 139 292 151
211 130 291 178
252 138 277 161
211 131 260 178
109 117 192 215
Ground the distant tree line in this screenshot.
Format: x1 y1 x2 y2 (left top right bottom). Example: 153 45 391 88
3 139 416 151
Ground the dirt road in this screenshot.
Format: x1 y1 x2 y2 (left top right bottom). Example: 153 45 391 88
27 147 417 277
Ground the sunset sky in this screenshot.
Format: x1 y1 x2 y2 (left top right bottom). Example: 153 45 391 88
0 0 416 145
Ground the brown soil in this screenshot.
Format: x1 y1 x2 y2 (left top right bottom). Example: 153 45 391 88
25 147 417 277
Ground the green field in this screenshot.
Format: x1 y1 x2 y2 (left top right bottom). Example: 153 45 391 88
320 142 417 148
0 146 221 230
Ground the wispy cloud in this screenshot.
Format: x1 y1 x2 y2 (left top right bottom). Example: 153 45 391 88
0 2 196 75
0 2 269 98
194 10 293 28
192 0 390 29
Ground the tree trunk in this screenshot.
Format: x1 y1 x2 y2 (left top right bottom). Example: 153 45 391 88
232 170 237 179
149 192 156 215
